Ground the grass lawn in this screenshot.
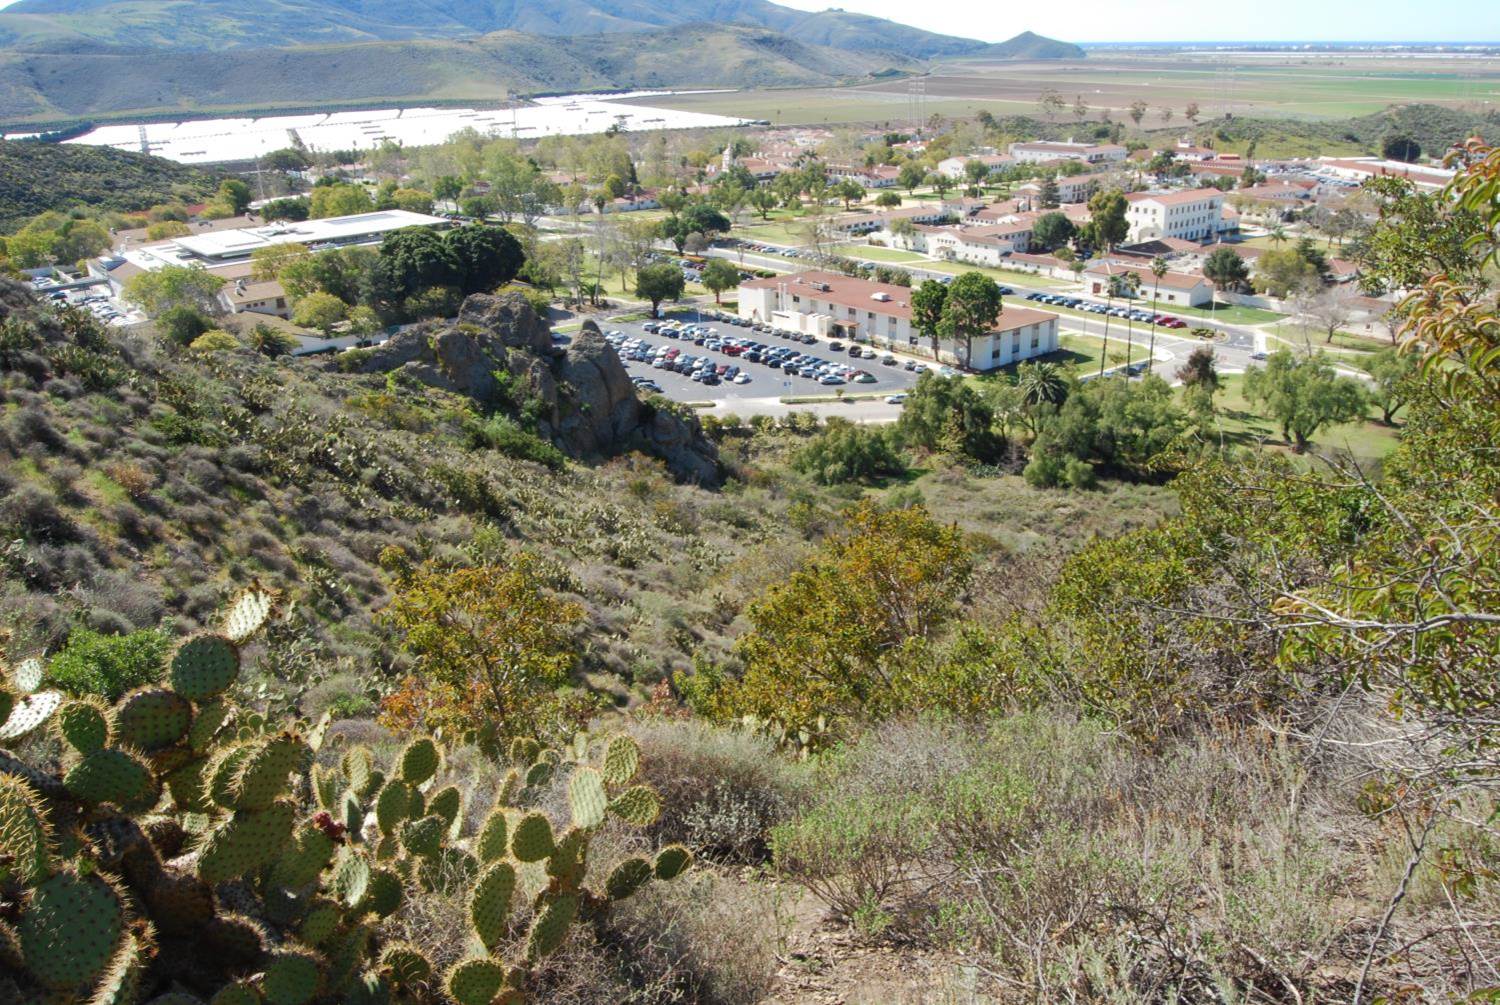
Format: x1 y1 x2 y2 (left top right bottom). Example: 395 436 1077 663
831 243 924 263
922 260 1060 289
1264 322 1392 356
1170 302 1287 324
1200 373 1400 464
968 331 1150 384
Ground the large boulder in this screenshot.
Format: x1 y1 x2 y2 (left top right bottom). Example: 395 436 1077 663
349 296 720 484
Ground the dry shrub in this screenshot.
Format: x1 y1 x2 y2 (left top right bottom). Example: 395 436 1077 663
102 459 156 498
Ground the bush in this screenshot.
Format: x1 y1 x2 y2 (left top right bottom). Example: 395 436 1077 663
792 418 907 485
464 414 566 469
46 625 171 699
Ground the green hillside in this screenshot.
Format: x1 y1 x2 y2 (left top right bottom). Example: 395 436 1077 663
0 25 924 123
0 139 217 227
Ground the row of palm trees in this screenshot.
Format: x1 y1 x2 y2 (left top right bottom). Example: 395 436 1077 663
1096 255 1171 379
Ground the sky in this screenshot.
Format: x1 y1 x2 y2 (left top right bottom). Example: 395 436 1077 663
770 0 1500 44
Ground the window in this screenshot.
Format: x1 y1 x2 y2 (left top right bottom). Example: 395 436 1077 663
792 295 800 304
991 346 1001 360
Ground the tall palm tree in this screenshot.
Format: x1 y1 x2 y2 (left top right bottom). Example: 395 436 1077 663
1099 271 1116 377
1268 224 1288 249
1121 271 1142 375
1147 256 1167 375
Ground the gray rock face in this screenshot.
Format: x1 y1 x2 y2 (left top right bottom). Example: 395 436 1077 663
350 295 720 484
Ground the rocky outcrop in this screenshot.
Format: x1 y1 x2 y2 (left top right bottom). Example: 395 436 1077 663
349 294 720 484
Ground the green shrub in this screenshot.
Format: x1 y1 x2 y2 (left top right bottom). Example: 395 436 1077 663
464 414 565 470
47 626 171 700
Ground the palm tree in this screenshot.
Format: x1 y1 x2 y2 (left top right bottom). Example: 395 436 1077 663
1121 271 1142 374
1268 224 1288 249
1098 271 1115 377
1017 361 1067 407
1147 256 1167 376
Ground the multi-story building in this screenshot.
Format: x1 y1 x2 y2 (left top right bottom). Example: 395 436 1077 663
737 270 1059 371
1124 188 1226 243
1009 141 1128 165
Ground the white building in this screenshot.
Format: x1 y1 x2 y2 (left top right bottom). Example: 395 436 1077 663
936 153 1015 179
737 270 1059 371
1083 261 1214 307
1124 189 1226 244
166 210 450 264
1009 141 1128 165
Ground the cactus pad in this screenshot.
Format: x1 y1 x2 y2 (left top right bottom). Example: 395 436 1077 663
428 784 461 828
477 809 509 863
400 814 446 859
379 942 432 987
605 856 653 900
271 822 337 890
654 844 693 881
374 779 412 834
298 898 341 946
445 958 506 1005
202 913 268 965
19 870 125 990
228 732 310 811
187 699 232 754
10 655 44 693
510 811 555 862
0 688 61 742
64 747 156 808
524 760 553 788
333 848 371 908
398 737 440 787
262 948 323 1005
341 746 373 798
601 733 641 787
141 871 214 936
169 634 241 702
197 800 296 884
115 688 193 751
609 785 663 827
568 766 608 829
525 892 579 961
0 683 12 728
366 867 404 917
469 861 516 950
208 983 262 1005
0 774 51 886
508 736 541 766
222 588 274 644
56 697 113 754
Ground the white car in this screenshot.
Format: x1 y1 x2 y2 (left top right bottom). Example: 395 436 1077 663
733 373 751 384
885 393 907 404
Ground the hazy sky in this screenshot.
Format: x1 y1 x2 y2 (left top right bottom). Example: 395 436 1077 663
771 0 1500 44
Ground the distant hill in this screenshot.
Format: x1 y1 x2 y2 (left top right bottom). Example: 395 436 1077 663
0 0 997 59
0 25 926 122
0 140 217 227
976 30 1085 60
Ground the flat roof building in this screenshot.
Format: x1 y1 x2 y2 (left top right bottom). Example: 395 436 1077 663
170 210 449 262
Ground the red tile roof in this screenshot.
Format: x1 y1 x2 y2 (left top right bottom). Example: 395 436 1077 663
740 270 1058 332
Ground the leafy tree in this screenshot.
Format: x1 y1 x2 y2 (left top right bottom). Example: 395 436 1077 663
938 271 1002 370
1243 350 1369 452
1381 134 1421 163
793 419 906 484
1037 176 1059 209
1350 176 1492 293
718 502 972 733
927 173 952 199
1128 100 1148 126
381 556 583 738
248 322 300 357
432 175 463 201
156 305 212 346
910 279 947 362
1202 247 1250 307
749 186 779 219
896 372 1003 460
898 162 926 193
1253 247 1322 298
700 258 739 304
250 242 311 282
259 197 309 222
217 179 252 215
189 329 240 352
261 147 311 172
1176 345 1221 420
836 178 866 209
1084 189 1129 251
963 159 991 187
145 220 192 240
874 191 902 208
124 265 225 316
1358 346 1418 424
308 182 373 219
292 291 347 333
1031 211 1076 252
373 226 459 309
443 224 524 295
635 262 685 316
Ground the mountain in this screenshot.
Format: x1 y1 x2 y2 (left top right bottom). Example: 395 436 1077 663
976 30 1084 60
0 0 996 59
0 25 923 121
0 140 217 226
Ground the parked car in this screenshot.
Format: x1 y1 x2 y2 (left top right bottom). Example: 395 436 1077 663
885 393 908 404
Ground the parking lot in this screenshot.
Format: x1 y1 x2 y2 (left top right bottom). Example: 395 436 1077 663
29 275 144 327
599 311 923 404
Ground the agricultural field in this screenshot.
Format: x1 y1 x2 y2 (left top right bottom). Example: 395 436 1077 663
620 52 1500 127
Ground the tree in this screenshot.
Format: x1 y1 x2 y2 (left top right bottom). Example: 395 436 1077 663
793 419 907 484
1381 134 1421 163
1202 247 1250 308
189 329 240 352
897 372 1002 459
375 226 459 307
1184 101 1200 123
124 265 226 316
1031 211 1077 252
719 502 971 733
1159 106 1174 124
836 178 866 210
156 305 211 346
1254 247 1322 299
381 556 583 738
910 279 948 363
963 158 991 189
309 183 373 219
1146 256 1168 375
1037 176 1059 209
749 186 779 219
432 175 463 201
1128 100 1148 127
1358 346 1418 424
217 179 252 216
1085 188 1129 251
261 197 310 222
635 262 685 316
1243 350 1368 452
700 258 739 304
248 323 300 357
1175 345 1221 419
1350 176 1491 293
1072 94 1089 121
874 191 902 208
898 162 926 193
1306 286 1357 344
1038 88 1066 121
939 271 1002 371
443 225 525 295
250 242 311 283
292 291 347 333
1017 360 1068 408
